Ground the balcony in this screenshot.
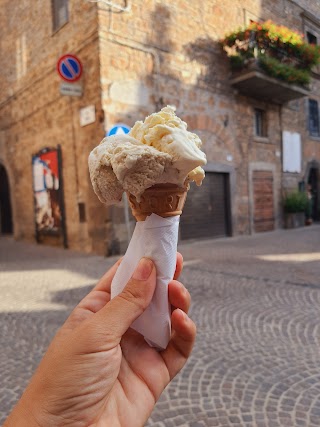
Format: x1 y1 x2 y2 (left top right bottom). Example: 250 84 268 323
230 60 310 104
222 20 320 105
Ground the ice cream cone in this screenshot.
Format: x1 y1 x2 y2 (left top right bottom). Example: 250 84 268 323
127 183 188 221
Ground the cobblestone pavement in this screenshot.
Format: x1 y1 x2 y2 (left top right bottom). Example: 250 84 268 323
1 225 320 426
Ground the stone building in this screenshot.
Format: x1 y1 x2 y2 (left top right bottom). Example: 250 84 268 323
0 0 319 255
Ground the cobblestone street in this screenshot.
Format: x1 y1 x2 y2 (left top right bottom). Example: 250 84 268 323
1 225 320 426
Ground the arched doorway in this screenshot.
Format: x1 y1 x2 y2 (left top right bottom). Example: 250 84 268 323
0 164 13 234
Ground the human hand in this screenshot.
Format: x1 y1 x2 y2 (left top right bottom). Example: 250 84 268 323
4 253 196 427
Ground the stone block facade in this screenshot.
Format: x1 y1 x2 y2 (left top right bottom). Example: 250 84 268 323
0 0 106 253
0 0 319 254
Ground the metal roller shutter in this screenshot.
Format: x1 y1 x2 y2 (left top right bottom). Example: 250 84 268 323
180 172 231 240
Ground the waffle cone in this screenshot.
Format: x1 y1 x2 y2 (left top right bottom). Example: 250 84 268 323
127 184 188 221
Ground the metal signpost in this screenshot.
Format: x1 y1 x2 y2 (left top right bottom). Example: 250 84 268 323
60 82 83 97
57 54 83 97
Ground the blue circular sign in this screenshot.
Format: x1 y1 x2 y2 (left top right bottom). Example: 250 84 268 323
57 54 82 82
107 124 131 136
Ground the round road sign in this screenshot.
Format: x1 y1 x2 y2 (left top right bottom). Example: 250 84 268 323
107 124 131 136
57 54 83 82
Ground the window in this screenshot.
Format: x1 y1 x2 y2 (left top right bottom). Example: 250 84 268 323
309 100 320 136
254 108 267 137
52 0 68 32
78 203 86 223
244 9 261 26
303 11 320 74
307 31 317 45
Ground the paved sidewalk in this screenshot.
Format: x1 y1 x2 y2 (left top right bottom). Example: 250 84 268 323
1 225 320 426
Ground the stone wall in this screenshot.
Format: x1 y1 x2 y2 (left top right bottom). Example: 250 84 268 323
97 0 320 246
0 1 107 253
263 0 320 219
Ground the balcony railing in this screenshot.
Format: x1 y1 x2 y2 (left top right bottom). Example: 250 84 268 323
222 22 320 104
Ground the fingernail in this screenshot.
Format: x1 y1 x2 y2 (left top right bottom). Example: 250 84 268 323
132 258 153 280
179 308 187 320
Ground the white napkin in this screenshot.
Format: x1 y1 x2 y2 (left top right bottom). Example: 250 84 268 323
111 214 180 350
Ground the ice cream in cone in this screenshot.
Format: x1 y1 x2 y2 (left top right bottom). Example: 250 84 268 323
88 106 206 207
127 183 188 221
88 106 207 350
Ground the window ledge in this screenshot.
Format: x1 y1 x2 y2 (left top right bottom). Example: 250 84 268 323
309 135 320 141
52 21 69 36
254 136 270 143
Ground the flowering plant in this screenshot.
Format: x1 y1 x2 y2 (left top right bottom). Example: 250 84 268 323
221 20 320 86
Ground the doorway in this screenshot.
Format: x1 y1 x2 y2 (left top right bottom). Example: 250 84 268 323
0 164 13 234
253 170 275 232
180 172 232 240
308 167 319 221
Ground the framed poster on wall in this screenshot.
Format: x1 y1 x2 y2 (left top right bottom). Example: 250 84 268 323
32 145 67 248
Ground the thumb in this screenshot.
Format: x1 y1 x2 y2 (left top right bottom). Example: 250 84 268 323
91 258 156 343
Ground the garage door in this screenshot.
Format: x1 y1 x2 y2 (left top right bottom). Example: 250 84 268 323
253 170 274 232
180 172 231 240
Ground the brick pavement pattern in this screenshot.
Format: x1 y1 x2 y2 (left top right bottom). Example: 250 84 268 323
1 226 320 426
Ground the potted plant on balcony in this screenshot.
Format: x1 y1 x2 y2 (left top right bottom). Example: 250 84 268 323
283 190 308 229
221 20 320 87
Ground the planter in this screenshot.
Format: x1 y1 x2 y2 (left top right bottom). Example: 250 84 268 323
222 20 320 94
284 212 305 229
230 67 309 104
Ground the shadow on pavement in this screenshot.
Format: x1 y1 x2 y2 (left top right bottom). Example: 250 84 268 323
50 284 95 307
0 236 117 278
0 282 102 424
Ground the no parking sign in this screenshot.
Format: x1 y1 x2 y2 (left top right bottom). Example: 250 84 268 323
57 54 82 82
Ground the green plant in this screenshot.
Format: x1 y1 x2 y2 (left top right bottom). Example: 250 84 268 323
229 54 245 69
258 55 310 86
283 191 309 213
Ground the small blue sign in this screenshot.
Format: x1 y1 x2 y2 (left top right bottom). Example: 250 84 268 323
107 123 131 136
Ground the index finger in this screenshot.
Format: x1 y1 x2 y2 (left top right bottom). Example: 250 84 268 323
173 252 183 280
